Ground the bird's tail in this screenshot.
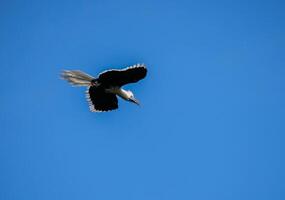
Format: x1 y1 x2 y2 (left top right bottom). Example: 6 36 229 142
61 70 95 86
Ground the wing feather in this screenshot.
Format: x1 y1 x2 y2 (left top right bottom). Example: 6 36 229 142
86 86 118 112
98 64 147 87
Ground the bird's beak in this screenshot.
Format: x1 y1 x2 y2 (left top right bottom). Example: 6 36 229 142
130 98 140 106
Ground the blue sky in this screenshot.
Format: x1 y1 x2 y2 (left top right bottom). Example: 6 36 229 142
0 0 284 199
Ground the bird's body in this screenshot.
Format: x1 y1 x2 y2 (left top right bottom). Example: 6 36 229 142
61 64 147 112
105 87 131 100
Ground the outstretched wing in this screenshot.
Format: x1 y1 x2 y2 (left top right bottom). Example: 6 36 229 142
86 86 118 112
98 64 147 87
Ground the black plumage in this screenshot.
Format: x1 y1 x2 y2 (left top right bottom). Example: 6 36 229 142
86 85 118 112
98 66 147 87
62 64 147 112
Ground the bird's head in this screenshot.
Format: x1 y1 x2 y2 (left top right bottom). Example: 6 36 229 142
126 90 140 106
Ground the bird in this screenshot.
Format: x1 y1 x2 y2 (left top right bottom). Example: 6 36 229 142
61 63 147 112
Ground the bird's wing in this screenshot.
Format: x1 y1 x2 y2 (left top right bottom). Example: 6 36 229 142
98 64 147 87
86 86 118 112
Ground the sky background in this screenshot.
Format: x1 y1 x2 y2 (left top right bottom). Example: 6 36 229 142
0 0 284 199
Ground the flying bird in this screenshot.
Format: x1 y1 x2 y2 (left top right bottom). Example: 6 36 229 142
61 64 147 112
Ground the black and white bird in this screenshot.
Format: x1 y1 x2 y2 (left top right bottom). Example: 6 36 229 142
61 64 147 112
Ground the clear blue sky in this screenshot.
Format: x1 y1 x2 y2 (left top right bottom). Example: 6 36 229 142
0 0 284 199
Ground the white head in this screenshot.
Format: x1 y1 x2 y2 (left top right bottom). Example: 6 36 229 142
126 90 140 105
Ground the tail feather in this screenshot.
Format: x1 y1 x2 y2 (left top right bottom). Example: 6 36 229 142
61 70 95 86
